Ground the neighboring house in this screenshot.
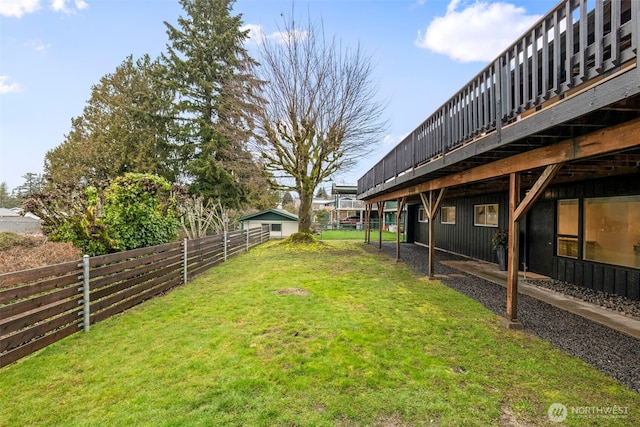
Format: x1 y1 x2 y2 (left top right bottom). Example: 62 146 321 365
0 208 42 235
330 184 366 227
239 209 299 239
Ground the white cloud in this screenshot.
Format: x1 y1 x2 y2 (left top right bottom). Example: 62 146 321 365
383 133 407 146
50 0 88 14
241 24 308 46
241 24 266 44
24 39 51 51
0 0 40 18
0 0 87 17
0 76 23 94
415 0 541 63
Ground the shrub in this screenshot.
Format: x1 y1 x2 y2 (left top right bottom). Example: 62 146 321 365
103 173 179 251
23 174 179 255
492 229 508 250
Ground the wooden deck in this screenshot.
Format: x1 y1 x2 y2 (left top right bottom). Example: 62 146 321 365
358 0 640 201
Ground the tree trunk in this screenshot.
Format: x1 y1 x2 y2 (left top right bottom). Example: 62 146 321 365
297 187 313 233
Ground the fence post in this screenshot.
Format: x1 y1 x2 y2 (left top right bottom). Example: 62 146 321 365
224 230 228 262
246 227 250 252
81 255 90 332
183 238 188 284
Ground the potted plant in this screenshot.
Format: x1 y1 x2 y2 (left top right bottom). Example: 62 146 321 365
492 229 508 271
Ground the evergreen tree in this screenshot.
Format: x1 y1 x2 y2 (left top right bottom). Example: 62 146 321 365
44 55 176 185
316 186 329 198
0 182 20 208
14 173 45 199
281 191 294 206
162 0 267 209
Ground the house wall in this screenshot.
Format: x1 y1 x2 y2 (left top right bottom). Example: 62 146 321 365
413 192 510 263
242 220 297 239
0 217 42 235
411 172 640 300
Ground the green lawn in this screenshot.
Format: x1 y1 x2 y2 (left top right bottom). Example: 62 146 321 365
1 241 638 426
318 229 400 241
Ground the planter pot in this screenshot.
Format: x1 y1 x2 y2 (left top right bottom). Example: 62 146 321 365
496 247 507 271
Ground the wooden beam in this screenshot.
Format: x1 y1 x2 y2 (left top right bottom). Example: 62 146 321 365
431 188 447 217
363 117 640 204
506 172 521 323
514 163 563 222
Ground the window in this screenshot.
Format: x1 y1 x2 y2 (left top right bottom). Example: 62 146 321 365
474 204 498 227
584 195 640 268
441 206 456 224
557 199 578 258
270 223 282 232
418 207 428 222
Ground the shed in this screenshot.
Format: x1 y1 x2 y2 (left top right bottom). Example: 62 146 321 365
239 209 298 239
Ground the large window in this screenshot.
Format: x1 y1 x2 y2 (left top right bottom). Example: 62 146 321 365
441 206 456 224
557 199 578 258
474 204 498 227
583 195 640 268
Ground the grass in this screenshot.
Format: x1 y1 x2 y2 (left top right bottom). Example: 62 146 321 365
318 229 400 241
1 241 638 426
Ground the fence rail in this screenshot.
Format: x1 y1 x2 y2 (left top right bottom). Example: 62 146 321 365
0 226 269 368
358 0 639 195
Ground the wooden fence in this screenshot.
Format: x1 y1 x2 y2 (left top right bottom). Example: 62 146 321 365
0 226 269 368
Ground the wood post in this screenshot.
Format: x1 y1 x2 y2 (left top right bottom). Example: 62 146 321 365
377 201 385 250
364 203 372 243
420 189 447 278
506 164 562 325
396 197 406 261
506 172 521 322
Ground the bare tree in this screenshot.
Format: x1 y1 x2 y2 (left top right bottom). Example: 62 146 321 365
254 14 387 233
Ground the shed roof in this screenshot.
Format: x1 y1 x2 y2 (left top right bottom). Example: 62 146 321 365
239 209 298 222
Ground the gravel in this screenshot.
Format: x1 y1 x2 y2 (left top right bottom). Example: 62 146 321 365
372 242 640 394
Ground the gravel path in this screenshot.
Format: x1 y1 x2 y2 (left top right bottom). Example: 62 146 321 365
372 242 640 393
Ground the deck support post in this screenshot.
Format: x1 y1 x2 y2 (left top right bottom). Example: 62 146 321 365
364 203 372 243
506 173 521 325
504 163 563 328
396 197 406 261
377 201 385 250
420 189 447 278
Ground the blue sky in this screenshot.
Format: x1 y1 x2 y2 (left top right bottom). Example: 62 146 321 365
0 0 560 192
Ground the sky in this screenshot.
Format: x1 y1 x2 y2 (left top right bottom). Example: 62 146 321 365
0 0 561 193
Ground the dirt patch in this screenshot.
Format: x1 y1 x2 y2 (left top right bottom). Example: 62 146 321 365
499 405 542 427
274 288 311 296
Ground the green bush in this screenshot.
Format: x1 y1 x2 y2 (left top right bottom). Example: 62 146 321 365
25 174 179 256
103 173 179 251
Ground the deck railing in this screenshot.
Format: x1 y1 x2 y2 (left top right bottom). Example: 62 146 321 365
359 0 638 195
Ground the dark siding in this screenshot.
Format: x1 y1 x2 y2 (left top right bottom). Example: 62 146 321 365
411 173 640 300
415 192 509 264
